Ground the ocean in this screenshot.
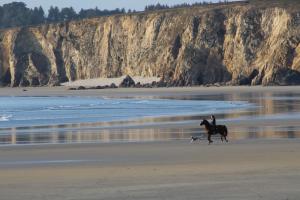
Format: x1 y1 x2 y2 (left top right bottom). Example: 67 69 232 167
0 96 251 128
1 91 300 145
0 96 253 145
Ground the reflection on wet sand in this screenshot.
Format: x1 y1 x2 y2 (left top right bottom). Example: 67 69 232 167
1 90 300 145
0 126 200 145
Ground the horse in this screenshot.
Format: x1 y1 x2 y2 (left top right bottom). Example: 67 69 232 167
200 119 228 144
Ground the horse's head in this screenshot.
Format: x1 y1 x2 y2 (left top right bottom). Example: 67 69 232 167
200 119 208 126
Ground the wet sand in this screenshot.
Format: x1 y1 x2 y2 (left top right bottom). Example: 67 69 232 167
0 86 300 199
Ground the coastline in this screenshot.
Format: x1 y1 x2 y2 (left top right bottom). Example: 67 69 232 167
1 85 300 97
0 86 300 199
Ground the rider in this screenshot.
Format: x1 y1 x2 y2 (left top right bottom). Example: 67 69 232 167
211 115 217 133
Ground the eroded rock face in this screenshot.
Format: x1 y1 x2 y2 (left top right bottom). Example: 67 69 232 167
1 4 300 87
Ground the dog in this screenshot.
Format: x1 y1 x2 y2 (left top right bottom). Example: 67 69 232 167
190 136 201 143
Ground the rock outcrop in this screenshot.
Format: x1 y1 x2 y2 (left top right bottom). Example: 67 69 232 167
1 2 300 87
119 75 135 87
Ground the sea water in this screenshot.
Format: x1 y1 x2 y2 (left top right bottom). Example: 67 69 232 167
1 93 300 145
0 96 252 129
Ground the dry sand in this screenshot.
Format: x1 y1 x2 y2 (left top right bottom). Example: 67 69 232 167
0 140 299 200
1 85 300 97
61 76 160 87
0 86 300 199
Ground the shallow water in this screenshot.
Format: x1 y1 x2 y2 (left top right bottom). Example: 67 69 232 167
0 96 252 128
1 90 300 145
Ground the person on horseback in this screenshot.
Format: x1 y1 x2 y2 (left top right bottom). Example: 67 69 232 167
200 118 229 144
211 115 217 133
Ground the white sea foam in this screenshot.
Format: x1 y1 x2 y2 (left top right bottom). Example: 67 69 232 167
133 100 150 104
0 114 12 122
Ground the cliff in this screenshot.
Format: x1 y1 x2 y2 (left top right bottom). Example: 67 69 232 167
1 2 300 87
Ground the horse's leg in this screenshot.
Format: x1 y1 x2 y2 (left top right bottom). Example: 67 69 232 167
219 132 224 142
208 133 213 144
225 136 229 143
224 127 229 142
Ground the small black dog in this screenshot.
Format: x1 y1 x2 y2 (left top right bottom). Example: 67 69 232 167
190 136 201 143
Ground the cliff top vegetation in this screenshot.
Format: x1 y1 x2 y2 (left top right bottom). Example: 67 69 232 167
0 0 299 30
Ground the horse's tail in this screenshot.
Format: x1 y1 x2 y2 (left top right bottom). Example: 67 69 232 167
224 126 228 137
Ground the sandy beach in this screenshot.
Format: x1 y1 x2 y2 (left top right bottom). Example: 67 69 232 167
61 76 161 87
0 86 300 199
0 140 299 200
1 85 300 97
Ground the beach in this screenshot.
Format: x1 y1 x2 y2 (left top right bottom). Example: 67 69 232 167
0 140 299 200
1 85 300 97
0 86 300 199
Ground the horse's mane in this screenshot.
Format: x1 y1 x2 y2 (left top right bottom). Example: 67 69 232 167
202 119 209 124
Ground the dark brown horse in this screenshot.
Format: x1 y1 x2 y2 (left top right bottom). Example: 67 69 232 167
200 119 228 144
